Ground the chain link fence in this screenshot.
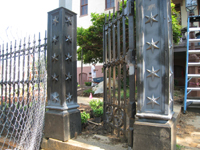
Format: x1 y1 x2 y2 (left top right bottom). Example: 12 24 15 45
0 32 47 150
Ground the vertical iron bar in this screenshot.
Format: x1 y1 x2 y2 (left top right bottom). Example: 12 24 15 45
103 16 108 127
1 44 4 108
17 40 21 108
5 43 8 107
13 41 16 106
117 5 121 137
32 35 36 107
108 12 112 105
27 37 30 107
122 4 127 139
38 33 41 106
22 38 26 107
9 42 12 107
127 0 135 148
112 7 116 134
44 31 47 106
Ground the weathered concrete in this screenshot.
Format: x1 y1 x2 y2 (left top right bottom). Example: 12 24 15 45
133 112 179 150
44 109 81 141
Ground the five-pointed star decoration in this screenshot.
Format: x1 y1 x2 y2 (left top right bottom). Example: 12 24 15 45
65 16 72 25
52 73 59 82
65 35 72 43
66 93 72 102
65 72 72 81
65 53 72 61
146 38 159 53
52 16 59 26
145 12 158 26
52 53 59 62
52 35 59 45
51 92 59 103
147 95 160 109
146 66 160 80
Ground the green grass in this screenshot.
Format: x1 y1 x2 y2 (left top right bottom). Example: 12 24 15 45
176 144 184 150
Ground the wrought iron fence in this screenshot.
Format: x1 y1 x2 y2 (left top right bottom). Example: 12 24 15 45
103 0 136 148
0 32 47 149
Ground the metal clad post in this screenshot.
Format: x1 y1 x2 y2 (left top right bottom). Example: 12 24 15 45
45 7 81 141
136 0 174 120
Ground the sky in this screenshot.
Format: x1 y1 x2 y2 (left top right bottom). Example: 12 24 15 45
0 0 58 44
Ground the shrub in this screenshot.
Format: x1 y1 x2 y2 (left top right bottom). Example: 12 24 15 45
83 89 94 95
89 99 103 117
85 82 92 86
81 111 90 124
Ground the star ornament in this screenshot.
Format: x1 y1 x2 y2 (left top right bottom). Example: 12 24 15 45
52 35 59 45
52 73 59 82
147 95 160 108
145 12 158 26
51 92 59 103
146 39 159 53
65 35 72 43
65 17 72 25
65 72 72 81
65 53 72 61
66 93 72 102
52 53 59 62
146 66 160 80
52 16 59 26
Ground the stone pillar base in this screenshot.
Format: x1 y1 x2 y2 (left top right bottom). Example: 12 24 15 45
44 108 81 141
133 113 178 150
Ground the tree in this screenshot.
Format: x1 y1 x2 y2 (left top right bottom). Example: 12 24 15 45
77 1 181 64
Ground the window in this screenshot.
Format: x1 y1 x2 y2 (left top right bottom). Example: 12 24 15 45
81 0 88 16
106 0 114 9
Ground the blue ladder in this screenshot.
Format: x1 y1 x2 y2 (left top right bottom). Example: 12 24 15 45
184 16 200 113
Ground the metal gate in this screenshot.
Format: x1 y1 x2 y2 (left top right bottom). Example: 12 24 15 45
103 0 136 148
0 32 47 149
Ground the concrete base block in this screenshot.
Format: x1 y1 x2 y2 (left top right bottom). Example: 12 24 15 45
44 108 81 141
133 113 178 150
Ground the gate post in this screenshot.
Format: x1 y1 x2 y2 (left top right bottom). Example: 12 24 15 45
44 7 81 141
134 0 176 149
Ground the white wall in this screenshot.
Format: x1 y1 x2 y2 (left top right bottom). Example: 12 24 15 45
72 0 117 28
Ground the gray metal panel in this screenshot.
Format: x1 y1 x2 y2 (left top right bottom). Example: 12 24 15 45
136 0 174 120
47 7 78 110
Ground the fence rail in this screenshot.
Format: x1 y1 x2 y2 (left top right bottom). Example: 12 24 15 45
0 31 47 150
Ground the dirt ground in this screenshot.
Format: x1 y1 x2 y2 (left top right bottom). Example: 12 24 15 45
78 88 200 150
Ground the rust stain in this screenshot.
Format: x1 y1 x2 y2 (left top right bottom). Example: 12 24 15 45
147 4 156 11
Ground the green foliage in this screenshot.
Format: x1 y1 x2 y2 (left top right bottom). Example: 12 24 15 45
171 2 182 44
176 144 184 150
83 89 94 95
81 111 90 124
85 82 92 86
77 1 182 63
89 99 103 117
